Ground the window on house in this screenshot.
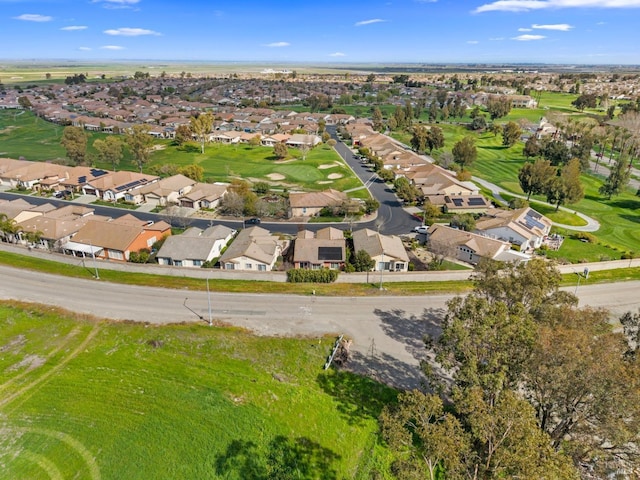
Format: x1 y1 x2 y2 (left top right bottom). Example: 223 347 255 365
245 263 252 269
395 263 404 271
330 262 340 269
225 263 235 270
147 236 157 248
192 260 202 266
257 264 267 271
108 249 124 261
174 260 183 267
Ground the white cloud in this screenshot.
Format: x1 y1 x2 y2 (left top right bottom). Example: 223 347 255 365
518 27 533 31
512 34 546 40
355 18 385 26
14 14 52 22
104 27 160 36
94 0 140 8
263 42 290 47
79 47 92 51
61 26 88 31
467 40 480 44
100 45 125 50
475 0 640 14
329 52 346 57
532 23 573 30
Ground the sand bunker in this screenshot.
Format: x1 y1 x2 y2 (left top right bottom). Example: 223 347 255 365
327 173 343 179
267 173 286 181
318 163 339 169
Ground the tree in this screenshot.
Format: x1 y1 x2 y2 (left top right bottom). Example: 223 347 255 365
450 213 475 232
486 96 511 120
571 93 597 111
470 115 487 131
559 158 584 208
125 124 154 173
178 164 204 182
273 142 288 159
93 136 123 172
371 106 384 132
599 155 631 199
60 126 87 166
190 112 213 154
351 250 375 272
363 198 379 215
380 390 470 480
541 137 571 166
394 176 419 203
523 305 640 477
452 136 477 168
425 126 444 154
522 135 540 159
410 125 428 153
174 124 192 146
518 159 556 200
428 102 439 122
501 121 522 147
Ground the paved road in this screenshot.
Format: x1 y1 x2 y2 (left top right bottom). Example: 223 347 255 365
2 264 638 389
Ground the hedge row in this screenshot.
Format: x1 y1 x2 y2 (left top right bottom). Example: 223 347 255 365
287 268 338 283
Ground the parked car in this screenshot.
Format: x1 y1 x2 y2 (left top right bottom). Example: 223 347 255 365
413 225 428 235
245 218 261 225
54 190 72 199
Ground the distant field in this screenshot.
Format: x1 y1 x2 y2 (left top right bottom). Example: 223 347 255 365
0 301 396 479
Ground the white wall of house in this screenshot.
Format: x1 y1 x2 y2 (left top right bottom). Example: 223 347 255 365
222 255 274 271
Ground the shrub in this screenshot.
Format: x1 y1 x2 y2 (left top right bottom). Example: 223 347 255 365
287 268 338 283
571 232 596 243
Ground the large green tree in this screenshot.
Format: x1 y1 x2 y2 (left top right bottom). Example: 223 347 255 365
501 121 522 147
599 155 631 199
60 126 87 165
93 135 123 171
425 126 444 154
410 125 428 153
190 112 214 154
452 136 477 168
486 96 511 120
545 158 584 211
125 124 154 173
380 390 470 480
518 159 556 200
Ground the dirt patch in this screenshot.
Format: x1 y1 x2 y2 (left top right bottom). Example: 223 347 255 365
266 173 286 181
0 126 18 135
327 173 343 179
0 335 26 354
7 354 46 372
151 144 166 151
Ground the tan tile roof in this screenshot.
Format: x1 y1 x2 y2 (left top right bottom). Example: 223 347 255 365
352 228 409 262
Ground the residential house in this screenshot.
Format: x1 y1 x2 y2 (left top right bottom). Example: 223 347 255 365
442 195 492 214
426 224 529 265
82 171 159 202
18 205 98 250
178 183 228 210
219 226 283 271
285 133 321 148
130 174 196 207
288 189 348 218
156 225 236 267
0 198 56 224
474 207 552 251
352 228 409 272
63 214 171 261
508 95 538 109
292 227 346 270
60 166 112 194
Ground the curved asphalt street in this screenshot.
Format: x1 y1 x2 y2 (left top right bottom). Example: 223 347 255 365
1 264 638 389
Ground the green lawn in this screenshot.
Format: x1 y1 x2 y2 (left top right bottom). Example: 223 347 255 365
0 301 396 480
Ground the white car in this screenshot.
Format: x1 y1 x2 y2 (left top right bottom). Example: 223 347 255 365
413 225 428 235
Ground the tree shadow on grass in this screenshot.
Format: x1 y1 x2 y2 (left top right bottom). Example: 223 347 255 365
215 435 340 480
316 369 398 426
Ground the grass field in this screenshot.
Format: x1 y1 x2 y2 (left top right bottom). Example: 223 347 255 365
0 301 397 479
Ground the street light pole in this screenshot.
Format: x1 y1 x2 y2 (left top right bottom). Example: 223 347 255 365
379 250 384 290
206 276 212 327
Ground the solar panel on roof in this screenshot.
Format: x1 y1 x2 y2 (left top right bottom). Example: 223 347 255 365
468 197 487 206
90 168 109 177
78 176 86 183
318 247 343 261
452 198 464 207
528 209 542 219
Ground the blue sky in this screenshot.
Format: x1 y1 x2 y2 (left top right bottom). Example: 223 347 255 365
2 0 640 64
